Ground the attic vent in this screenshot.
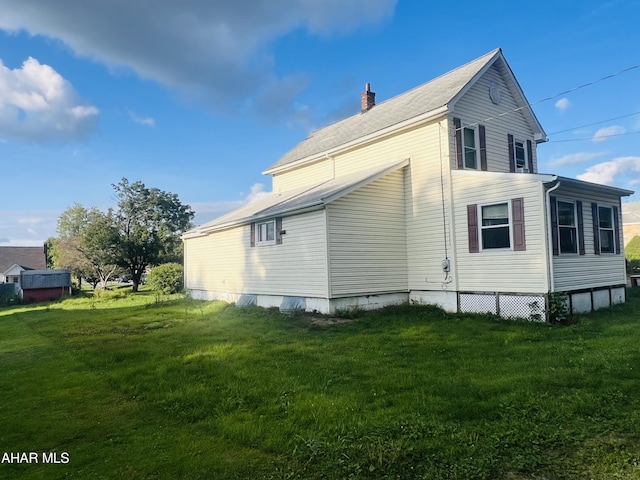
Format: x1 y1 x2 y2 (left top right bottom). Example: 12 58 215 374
361 83 375 113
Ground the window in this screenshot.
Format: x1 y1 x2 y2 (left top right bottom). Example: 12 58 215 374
557 201 577 254
598 206 615 253
515 139 527 171
463 126 478 169
481 202 510 249
256 220 276 245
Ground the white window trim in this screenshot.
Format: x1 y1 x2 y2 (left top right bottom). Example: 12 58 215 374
479 200 512 251
597 205 615 254
557 199 578 255
256 219 276 246
462 124 480 170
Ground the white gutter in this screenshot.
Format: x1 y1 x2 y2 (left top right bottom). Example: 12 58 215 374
545 177 561 292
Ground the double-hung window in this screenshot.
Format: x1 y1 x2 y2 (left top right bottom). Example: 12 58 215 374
256 220 276 246
463 126 478 169
557 200 577 254
598 206 615 253
515 139 527 171
480 202 510 249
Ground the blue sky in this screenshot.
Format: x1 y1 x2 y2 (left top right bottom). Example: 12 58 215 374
1 0 639 246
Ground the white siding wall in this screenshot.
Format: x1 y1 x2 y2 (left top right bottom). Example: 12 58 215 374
272 158 334 193
452 64 538 173
452 172 549 293
327 169 408 297
185 210 329 298
551 186 626 291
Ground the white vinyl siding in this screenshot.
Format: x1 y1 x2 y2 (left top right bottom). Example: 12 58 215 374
326 169 408 297
452 171 548 293
551 186 625 291
185 210 328 298
272 158 334 193
452 64 537 173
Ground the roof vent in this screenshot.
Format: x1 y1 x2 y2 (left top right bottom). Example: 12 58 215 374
361 83 375 113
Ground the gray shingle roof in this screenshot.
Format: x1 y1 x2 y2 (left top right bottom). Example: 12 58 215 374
265 48 504 173
0 246 46 273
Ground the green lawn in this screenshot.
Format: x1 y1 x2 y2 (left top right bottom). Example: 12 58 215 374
1 289 640 479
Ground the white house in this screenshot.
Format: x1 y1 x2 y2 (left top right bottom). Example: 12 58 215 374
183 48 633 319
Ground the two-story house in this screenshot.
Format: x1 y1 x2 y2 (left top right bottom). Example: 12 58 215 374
183 48 633 320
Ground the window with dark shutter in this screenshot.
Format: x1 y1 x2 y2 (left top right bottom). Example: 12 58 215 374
613 206 621 254
576 201 585 255
276 217 283 245
512 198 526 251
591 203 600 254
508 134 516 172
467 204 479 253
479 124 487 171
526 140 534 173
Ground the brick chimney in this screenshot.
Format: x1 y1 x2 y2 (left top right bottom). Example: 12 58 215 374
361 83 375 113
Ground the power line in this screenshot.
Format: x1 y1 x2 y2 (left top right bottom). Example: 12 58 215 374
455 61 640 132
549 129 640 143
547 111 640 136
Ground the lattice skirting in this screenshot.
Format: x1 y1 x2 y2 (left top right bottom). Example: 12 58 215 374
458 292 546 321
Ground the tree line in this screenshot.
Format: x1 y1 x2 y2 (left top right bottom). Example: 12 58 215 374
47 178 195 292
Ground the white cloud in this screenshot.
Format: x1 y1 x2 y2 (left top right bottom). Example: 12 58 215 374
0 57 99 143
547 152 603 168
592 125 625 143
577 156 640 186
0 1 397 120
555 98 570 111
128 110 155 127
191 183 272 226
0 209 59 246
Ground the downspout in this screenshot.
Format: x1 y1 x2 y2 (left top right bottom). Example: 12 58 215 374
545 178 561 292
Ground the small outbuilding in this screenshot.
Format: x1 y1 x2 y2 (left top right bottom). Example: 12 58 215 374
20 269 72 303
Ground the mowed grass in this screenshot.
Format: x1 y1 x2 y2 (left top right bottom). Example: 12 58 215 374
1 289 640 479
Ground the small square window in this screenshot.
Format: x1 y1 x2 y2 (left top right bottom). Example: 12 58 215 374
256 220 276 245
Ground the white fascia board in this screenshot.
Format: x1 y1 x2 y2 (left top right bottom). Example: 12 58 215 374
263 107 448 176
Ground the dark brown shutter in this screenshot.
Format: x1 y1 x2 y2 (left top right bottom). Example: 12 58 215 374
508 134 515 172
250 222 256 247
550 196 559 255
479 124 487 171
576 201 585 255
526 140 534 173
275 217 283 245
467 204 479 253
454 117 463 169
613 206 621 254
592 203 600 255
512 197 526 251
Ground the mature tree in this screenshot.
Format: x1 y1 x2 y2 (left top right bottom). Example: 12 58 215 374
112 178 194 292
53 203 120 289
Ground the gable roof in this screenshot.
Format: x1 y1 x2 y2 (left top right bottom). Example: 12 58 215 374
0 246 46 273
184 159 409 238
265 48 546 175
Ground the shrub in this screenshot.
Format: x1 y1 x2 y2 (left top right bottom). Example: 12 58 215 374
148 263 184 294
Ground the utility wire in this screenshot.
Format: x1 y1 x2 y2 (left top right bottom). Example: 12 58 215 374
547 111 640 136
454 62 640 132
